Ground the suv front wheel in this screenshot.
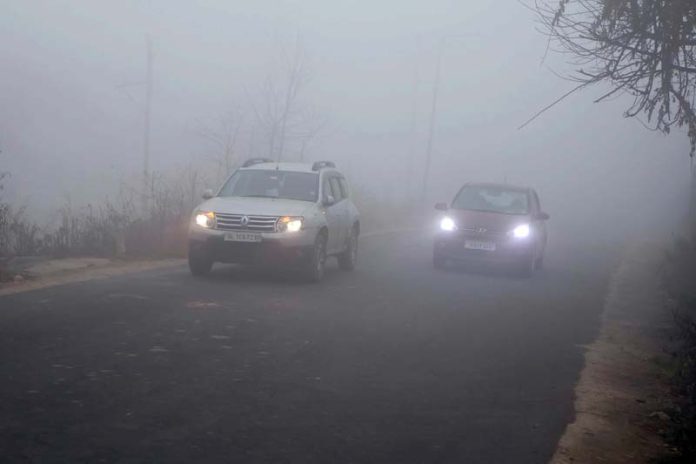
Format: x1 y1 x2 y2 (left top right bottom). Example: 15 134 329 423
304 233 327 282
189 247 213 276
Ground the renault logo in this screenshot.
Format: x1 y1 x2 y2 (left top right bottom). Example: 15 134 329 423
477 228 487 234
240 215 249 227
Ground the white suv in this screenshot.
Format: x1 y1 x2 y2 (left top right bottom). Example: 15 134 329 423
188 159 360 282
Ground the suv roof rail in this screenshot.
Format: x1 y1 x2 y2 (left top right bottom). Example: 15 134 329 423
242 158 274 168
311 161 336 171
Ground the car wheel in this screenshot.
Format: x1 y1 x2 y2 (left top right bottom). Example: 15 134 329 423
516 255 535 278
433 252 447 270
338 228 358 271
188 248 213 276
304 233 327 283
534 253 544 270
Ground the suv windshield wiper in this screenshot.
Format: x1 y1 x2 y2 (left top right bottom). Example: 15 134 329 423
240 194 278 199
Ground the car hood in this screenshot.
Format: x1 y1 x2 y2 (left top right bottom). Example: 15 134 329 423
197 196 315 217
447 209 531 234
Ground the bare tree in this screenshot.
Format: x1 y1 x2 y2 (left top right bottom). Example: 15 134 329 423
530 0 696 156
249 37 323 162
195 110 245 184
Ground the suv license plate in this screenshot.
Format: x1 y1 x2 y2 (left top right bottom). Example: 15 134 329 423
464 240 496 251
224 232 262 243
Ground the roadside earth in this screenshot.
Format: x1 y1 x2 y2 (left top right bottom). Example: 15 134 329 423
0 256 183 296
0 228 417 297
551 242 679 463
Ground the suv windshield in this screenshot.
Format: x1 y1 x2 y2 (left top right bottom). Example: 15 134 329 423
452 186 529 215
219 170 319 202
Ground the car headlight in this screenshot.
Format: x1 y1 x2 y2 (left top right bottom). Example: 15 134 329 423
510 224 530 238
440 216 457 232
195 211 215 228
277 216 303 233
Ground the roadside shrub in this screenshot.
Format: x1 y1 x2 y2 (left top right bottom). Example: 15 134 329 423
41 200 133 257
0 167 205 261
0 205 42 256
123 171 196 257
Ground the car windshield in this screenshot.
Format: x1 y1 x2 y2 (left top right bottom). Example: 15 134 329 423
452 186 529 215
218 169 319 202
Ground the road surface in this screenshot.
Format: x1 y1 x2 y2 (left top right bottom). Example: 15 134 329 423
0 230 618 463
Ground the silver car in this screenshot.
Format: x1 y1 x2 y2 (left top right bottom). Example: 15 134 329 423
188 159 360 282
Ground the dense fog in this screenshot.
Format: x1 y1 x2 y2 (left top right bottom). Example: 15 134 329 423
1 0 692 242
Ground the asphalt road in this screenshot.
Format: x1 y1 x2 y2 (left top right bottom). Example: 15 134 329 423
0 230 619 463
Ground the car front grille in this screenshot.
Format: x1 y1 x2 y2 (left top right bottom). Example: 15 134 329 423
459 227 506 239
215 213 278 232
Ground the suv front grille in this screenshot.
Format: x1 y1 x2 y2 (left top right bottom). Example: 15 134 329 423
216 213 278 232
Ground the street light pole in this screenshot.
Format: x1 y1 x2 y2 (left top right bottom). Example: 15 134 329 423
421 40 444 202
142 35 153 213
419 34 476 203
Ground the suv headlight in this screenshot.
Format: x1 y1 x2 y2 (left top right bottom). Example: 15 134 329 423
195 211 216 229
277 216 303 233
509 224 530 238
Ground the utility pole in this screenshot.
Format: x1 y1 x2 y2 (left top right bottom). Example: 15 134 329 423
142 36 153 213
277 35 303 163
408 63 421 202
420 33 475 202
421 41 444 202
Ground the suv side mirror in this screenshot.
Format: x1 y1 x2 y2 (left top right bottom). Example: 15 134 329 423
202 189 214 200
536 212 550 221
323 195 335 207
434 202 448 211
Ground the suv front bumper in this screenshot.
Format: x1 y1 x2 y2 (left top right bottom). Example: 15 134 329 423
189 226 317 268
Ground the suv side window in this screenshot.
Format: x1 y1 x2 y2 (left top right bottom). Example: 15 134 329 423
338 177 350 199
329 176 344 202
322 177 333 203
531 191 541 213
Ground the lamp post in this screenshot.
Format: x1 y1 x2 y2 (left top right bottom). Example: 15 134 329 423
420 34 474 202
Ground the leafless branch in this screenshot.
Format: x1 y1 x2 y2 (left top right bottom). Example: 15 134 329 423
532 0 696 155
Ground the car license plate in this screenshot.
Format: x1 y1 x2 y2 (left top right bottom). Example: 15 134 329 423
464 240 496 251
224 232 262 243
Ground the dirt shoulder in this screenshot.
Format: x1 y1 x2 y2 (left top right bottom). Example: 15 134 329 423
0 257 183 296
551 243 678 463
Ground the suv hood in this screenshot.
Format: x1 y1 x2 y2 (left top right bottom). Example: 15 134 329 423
197 196 315 217
447 209 531 234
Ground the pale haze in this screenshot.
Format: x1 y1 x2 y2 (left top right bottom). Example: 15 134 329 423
1 0 690 239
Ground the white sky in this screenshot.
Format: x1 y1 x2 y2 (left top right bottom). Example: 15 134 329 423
0 0 691 235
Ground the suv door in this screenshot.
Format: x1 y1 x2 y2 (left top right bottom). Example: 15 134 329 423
338 176 357 230
321 174 344 254
329 176 351 249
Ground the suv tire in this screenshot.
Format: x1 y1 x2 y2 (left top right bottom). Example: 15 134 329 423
338 228 358 271
189 248 213 276
304 233 327 283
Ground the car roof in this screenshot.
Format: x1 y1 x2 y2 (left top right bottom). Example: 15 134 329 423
239 162 331 174
463 182 532 193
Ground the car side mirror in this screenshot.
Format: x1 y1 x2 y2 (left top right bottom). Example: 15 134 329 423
536 212 550 221
434 202 448 211
323 195 335 207
202 189 214 200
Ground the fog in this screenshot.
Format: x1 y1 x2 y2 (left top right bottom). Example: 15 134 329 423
1 0 692 242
